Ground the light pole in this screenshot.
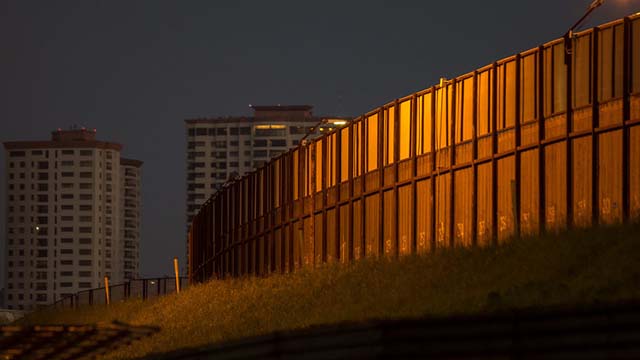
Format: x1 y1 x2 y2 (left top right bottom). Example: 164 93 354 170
564 0 605 64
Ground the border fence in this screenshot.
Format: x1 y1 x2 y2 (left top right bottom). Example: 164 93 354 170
189 14 640 283
52 277 188 308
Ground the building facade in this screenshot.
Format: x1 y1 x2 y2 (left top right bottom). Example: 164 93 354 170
185 105 347 229
2 129 141 310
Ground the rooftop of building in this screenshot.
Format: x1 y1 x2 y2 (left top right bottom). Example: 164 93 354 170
120 158 144 168
2 128 142 166
184 104 333 125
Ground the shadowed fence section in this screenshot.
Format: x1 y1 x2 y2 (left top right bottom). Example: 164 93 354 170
145 301 640 359
189 14 640 283
52 277 188 308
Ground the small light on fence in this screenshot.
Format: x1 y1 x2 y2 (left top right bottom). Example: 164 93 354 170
150 280 156 285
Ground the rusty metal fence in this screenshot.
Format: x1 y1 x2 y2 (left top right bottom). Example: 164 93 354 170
52 277 188 308
189 14 640 283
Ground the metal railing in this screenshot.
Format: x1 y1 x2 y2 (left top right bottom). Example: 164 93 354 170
188 14 640 283
51 277 188 308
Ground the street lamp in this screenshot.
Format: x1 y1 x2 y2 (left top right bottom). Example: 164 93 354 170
564 0 605 64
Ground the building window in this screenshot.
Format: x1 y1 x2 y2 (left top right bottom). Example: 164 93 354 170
253 150 268 157
79 227 92 233
255 127 286 137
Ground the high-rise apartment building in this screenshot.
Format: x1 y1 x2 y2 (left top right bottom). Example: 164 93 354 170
2 128 141 310
184 105 347 229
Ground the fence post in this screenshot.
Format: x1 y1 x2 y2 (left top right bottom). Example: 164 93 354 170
143 279 147 300
104 276 110 305
174 257 181 294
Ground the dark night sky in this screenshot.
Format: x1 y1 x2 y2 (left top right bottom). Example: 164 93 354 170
1 1 638 282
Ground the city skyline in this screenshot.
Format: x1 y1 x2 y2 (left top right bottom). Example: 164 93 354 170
1 1 638 284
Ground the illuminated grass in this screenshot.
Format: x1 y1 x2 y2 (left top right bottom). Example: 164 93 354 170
21 223 640 359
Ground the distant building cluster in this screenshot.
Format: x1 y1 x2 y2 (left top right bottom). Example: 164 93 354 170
2 129 141 310
1 104 346 310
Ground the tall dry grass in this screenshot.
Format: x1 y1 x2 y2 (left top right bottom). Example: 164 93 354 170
21 223 640 359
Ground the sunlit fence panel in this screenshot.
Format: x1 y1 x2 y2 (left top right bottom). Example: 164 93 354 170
188 15 640 283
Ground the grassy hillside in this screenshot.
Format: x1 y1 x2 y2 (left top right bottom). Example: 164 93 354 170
22 223 640 359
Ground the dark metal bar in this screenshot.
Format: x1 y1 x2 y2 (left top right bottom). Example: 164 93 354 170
491 62 499 245
514 53 522 238
469 86 479 245
538 45 547 236
410 94 418 254
430 86 437 251
622 17 631 222
449 81 457 248
348 123 354 262
592 28 601 227
393 102 400 257
321 137 327 264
